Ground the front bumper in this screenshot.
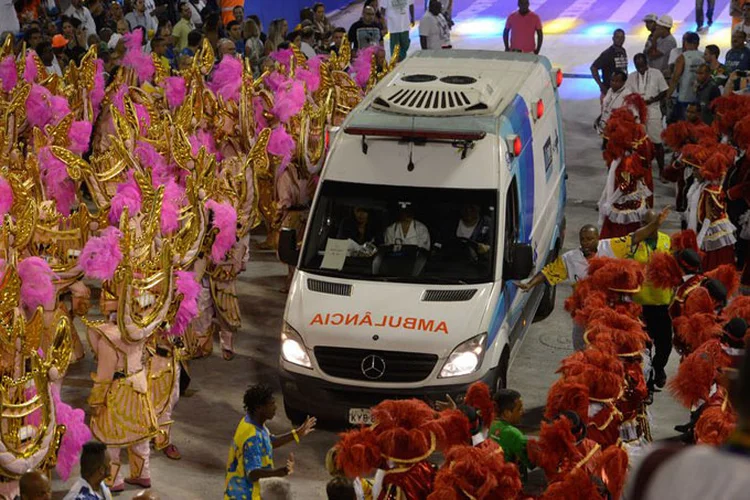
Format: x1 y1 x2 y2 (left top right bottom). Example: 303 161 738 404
279 367 498 424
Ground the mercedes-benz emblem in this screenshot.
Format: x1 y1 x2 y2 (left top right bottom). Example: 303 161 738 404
361 354 386 380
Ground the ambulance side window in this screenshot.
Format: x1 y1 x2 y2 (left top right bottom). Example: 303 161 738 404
503 180 519 268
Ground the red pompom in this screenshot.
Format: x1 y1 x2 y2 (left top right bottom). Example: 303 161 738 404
705 264 740 297
671 230 699 253
668 349 717 408
540 467 606 500
464 382 495 428
335 427 382 478
695 404 737 445
593 446 629 500
646 251 684 289
545 379 590 425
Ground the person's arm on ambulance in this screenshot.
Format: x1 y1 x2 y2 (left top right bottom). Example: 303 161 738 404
516 255 568 292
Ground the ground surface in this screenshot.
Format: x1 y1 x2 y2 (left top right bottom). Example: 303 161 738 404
50 0 718 497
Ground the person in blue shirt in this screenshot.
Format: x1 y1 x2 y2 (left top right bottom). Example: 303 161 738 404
224 384 316 500
726 31 750 73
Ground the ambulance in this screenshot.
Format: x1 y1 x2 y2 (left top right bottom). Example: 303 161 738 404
277 50 567 424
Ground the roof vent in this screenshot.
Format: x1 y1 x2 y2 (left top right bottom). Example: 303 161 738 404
440 75 477 85
402 74 439 83
371 72 501 116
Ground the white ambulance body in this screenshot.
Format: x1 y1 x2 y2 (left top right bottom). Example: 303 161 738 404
277 50 567 424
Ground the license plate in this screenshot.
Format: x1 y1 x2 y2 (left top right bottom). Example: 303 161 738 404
348 408 373 425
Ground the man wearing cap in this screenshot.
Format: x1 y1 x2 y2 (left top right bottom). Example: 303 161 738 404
643 14 658 54
64 0 97 38
648 15 678 79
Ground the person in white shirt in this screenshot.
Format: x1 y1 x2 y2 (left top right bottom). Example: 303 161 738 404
63 441 113 500
734 3 750 42
597 70 631 141
64 0 97 38
125 0 157 36
629 52 669 176
382 0 414 62
419 0 451 50
384 204 431 250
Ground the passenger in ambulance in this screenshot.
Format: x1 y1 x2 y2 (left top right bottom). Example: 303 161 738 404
383 204 431 251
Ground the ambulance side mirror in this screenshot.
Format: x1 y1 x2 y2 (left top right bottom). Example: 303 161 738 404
503 243 534 281
278 229 300 266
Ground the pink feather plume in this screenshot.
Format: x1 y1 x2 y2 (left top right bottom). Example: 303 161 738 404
351 46 378 89
210 55 242 102
18 257 57 311
23 51 38 83
272 80 307 123
79 227 123 281
264 70 289 93
268 126 296 172
27 84 55 129
160 180 184 234
111 84 128 114
38 147 77 216
253 96 268 132
205 199 237 263
189 128 222 161
0 175 12 218
135 140 171 181
122 29 155 83
69 120 92 155
168 270 200 336
0 55 17 92
91 59 105 114
108 171 142 224
307 54 326 74
164 76 187 108
26 385 91 481
296 67 320 94
270 48 293 68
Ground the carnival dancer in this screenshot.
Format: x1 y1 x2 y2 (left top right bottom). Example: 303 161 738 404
682 143 738 271
598 105 655 238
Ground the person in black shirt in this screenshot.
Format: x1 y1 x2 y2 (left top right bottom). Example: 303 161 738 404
337 207 381 246
591 28 628 98
329 27 346 54
694 63 721 124
347 5 382 53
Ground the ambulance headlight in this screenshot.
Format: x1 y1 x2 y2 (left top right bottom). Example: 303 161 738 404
439 333 487 378
281 323 312 369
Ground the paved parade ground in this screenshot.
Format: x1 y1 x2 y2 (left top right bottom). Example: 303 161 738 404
54 0 714 497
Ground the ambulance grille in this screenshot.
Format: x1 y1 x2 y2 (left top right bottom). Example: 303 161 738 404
315 347 438 383
422 289 478 302
307 279 352 297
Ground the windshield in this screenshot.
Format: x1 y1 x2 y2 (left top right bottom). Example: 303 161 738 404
300 181 497 284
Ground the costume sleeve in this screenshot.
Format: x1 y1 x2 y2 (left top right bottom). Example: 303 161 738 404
242 433 264 475
655 70 669 93
541 256 568 285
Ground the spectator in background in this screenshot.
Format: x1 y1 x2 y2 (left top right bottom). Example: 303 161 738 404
216 37 235 58
63 441 112 500
300 27 316 59
203 12 223 51
226 20 244 56
182 29 202 56
19 469 52 500
155 18 175 58
348 5 382 54
329 26 346 54
326 477 356 500
0 0 19 35
244 19 263 73
734 3 750 40
63 17 87 63
232 5 243 23
173 2 195 50
696 0 715 31
590 28 628 100
643 13 658 53
24 27 43 51
382 0 414 62
668 31 702 123
364 0 386 35
65 0 97 37
694 63 721 124
624 346 750 500
647 15 677 79
629 53 668 176
299 7 314 26
503 0 543 54
249 14 266 43
260 478 293 500
88 0 107 32
312 3 332 39
725 31 750 90
419 0 450 50
116 19 129 35
107 1 125 30
704 44 728 88
151 36 170 67
125 0 157 35
265 18 287 55
186 0 205 28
